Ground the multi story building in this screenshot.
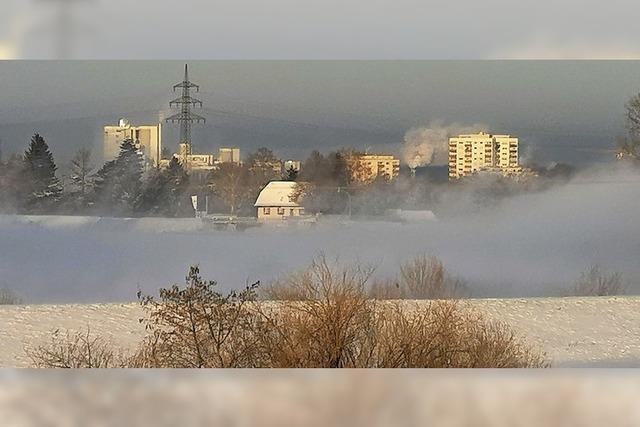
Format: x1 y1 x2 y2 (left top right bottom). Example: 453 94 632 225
448 132 527 179
346 153 400 183
104 119 162 168
218 147 241 164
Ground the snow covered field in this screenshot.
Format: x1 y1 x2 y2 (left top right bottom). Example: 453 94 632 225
2 296 640 368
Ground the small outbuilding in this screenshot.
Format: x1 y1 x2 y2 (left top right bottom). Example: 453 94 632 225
254 181 306 220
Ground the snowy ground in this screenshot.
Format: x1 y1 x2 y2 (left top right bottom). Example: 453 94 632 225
2 296 640 368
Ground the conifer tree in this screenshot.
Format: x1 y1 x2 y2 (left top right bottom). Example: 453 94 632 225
137 157 192 217
163 156 191 216
22 133 62 213
93 139 143 216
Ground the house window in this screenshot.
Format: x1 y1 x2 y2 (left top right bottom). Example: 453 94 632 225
263 207 271 215
277 207 285 215
290 209 295 216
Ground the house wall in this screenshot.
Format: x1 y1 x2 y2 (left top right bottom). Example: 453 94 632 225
257 206 305 220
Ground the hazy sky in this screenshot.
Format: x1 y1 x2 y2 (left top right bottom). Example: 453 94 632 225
1 0 640 60
0 61 639 167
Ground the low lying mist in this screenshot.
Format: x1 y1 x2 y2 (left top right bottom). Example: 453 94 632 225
0 164 638 303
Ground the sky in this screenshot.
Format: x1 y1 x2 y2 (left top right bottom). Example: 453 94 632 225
1 0 640 60
0 61 639 168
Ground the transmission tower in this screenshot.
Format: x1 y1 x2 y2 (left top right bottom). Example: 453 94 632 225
166 64 206 162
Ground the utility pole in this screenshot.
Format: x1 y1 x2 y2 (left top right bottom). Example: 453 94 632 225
165 64 206 166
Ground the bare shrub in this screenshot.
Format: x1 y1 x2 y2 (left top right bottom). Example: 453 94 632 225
258 256 379 368
28 261 548 368
133 266 264 368
27 328 120 368
369 254 466 299
0 288 23 305
354 301 547 368
260 257 546 368
573 264 625 296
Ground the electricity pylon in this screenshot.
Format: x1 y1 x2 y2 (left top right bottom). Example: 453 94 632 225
166 64 206 162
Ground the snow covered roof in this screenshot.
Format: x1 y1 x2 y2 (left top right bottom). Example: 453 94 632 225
254 181 301 207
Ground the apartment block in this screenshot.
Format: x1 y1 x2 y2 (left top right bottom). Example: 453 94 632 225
347 153 400 183
448 132 520 179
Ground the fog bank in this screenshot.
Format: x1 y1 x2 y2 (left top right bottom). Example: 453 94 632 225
0 165 638 303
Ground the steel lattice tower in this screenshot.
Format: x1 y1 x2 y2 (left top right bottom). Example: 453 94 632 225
166 64 206 159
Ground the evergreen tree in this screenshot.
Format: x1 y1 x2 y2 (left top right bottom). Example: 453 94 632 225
163 157 192 217
93 139 143 216
137 157 192 217
22 133 62 213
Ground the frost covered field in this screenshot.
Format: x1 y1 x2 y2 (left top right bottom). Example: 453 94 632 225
2 297 640 367
0 167 639 303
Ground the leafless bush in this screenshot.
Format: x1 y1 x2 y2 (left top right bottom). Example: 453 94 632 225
260 257 546 368
0 288 23 305
258 256 379 367
29 260 548 368
371 301 547 368
27 328 120 368
573 264 625 296
369 254 466 299
133 266 264 368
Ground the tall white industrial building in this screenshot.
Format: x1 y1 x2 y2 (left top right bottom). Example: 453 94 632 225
104 119 162 168
448 132 530 179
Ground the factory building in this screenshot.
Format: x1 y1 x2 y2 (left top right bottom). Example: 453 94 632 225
103 119 162 168
160 144 242 181
218 148 241 164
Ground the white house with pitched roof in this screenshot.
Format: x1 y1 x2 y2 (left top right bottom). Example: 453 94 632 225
254 181 306 220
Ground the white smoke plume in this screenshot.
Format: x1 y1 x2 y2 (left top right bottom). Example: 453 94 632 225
402 121 488 168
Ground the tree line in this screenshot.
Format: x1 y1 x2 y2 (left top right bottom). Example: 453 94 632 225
0 135 194 217
0 134 385 217
1 132 582 219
